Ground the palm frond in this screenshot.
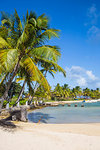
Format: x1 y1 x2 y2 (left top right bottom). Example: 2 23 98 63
14 9 23 35
30 45 61 62
0 37 11 49
1 19 11 27
34 57 66 77
48 71 55 78
37 14 49 29
0 26 8 39
1 11 12 28
40 29 60 40
29 11 37 20
0 73 8 85
17 22 36 50
21 56 50 92
0 48 18 72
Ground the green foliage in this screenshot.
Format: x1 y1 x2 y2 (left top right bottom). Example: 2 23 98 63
8 81 22 98
19 99 27 105
3 100 8 107
51 83 100 100
9 100 16 107
2 99 27 107
35 86 50 99
3 99 16 107
0 9 66 99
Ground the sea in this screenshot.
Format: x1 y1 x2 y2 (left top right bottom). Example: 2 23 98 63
28 101 100 124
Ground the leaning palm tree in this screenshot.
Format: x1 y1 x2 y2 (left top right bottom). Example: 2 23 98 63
15 51 66 105
0 10 66 111
28 57 66 103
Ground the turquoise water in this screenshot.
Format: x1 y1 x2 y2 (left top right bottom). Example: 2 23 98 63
28 101 100 124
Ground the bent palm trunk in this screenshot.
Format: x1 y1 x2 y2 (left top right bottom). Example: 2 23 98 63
29 82 39 104
14 80 26 106
0 56 21 112
29 71 47 104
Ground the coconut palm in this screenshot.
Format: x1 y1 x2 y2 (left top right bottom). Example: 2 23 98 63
29 57 66 103
83 88 90 97
74 86 82 97
0 10 66 111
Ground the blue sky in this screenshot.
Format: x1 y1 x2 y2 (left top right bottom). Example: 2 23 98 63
1 0 100 89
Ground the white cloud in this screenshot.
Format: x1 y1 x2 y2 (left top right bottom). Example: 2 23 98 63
65 66 100 88
86 4 100 42
87 25 100 41
96 82 100 87
77 77 87 87
88 4 96 14
87 4 98 24
86 70 97 80
88 26 99 34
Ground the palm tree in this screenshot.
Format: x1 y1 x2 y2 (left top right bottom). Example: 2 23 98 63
74 86 82 97
83 88 90 97
61 84 70 98
62 84 69 90
0 10 66 111
28 58 66 103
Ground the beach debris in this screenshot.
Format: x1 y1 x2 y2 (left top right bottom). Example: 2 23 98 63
81 104 84 107
9 107 27 122
61 104 65 106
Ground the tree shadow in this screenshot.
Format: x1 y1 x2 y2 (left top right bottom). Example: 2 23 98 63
0 110 20 131
0 119 16 132
28 112 55 123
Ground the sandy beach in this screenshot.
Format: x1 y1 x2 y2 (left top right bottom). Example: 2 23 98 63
0 122 100 150
45 99 100 106
1 99 100 150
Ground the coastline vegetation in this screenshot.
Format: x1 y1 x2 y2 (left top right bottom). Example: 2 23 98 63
1 82 100 108
51 84 100 101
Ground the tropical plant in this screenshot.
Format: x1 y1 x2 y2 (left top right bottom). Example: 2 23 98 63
0 10 66 111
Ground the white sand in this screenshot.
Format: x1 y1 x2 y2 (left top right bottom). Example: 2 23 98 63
46 99 100 105
0 122 100 150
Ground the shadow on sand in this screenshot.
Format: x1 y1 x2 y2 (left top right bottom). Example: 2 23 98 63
28 112 55 123
0 119 16 132
0 111 18 130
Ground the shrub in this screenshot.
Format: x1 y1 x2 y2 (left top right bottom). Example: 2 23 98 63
19 99 27 105
3 100 8 108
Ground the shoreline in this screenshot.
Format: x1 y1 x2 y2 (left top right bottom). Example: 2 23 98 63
1 98 100 122
1 100 100 150
45 98 100 106
17 122 100 136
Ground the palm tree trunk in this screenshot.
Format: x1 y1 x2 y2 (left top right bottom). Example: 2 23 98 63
29 71 48 104
28 82 38 104
0 55 21 112
14 80 26 106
